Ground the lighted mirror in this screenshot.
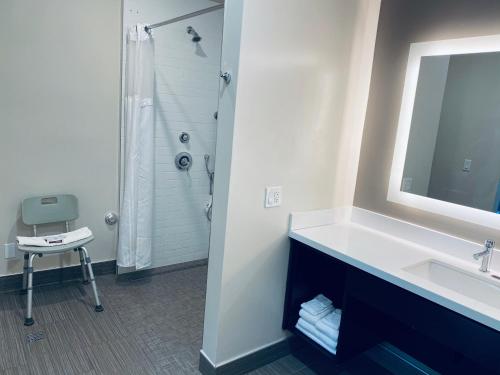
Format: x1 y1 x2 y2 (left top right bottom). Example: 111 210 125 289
388 34 500 229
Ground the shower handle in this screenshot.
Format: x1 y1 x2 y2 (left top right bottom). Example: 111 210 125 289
220 71 231 84
175 152 193 171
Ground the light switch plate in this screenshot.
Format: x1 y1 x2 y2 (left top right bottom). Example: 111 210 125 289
4 243 17 259
265 186 282 208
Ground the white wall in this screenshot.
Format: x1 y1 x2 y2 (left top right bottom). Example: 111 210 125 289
202 0 380 365
0 0 121 276
403 56 449 196
123 0 223 267
331 0 382 207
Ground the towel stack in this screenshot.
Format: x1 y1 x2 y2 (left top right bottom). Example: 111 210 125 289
295 294 342 354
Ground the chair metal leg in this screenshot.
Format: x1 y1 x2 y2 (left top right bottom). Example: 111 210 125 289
78 248 89 284
24 253 37 326
21 253 29 294
80 247 103 312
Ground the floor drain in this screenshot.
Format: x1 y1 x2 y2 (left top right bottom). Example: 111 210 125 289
26 332 45 343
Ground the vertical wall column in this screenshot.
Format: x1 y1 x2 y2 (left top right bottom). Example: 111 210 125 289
202 0 381 367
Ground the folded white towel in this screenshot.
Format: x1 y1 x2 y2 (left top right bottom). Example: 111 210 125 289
300 318 339 345
300 294 332 316
316 322 340 339
296 318 337 354
299 305 334 325
316 309 341 339
315 294 332 306
317 309 342 334
17 227 93 247
64 227 93 243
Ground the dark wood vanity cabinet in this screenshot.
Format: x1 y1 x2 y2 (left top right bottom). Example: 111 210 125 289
283 239 500 374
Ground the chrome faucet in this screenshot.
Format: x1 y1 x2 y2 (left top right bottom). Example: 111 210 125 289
473 240 495 272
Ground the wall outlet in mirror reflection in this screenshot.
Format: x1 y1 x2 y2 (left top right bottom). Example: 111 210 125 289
401 177 413 192
462 159 472 172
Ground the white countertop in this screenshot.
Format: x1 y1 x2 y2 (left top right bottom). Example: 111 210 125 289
289 207 500 331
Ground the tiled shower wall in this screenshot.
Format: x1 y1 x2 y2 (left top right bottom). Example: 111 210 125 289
123 0 223 267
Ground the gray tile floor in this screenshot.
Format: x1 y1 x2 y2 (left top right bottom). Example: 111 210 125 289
0 264 408 375
0 265 207 375
248 352 396 375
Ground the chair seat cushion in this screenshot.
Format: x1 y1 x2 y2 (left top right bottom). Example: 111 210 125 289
18 235 94 254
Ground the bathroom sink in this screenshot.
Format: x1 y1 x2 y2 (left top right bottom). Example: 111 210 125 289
404 260 500 310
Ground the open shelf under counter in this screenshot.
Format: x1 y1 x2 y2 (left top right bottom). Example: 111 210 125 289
283 236 500 374
282 239 380 364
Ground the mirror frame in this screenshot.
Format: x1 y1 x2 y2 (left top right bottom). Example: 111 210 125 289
388 34 500 229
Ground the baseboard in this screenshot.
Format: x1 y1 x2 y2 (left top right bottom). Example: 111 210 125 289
199 337 296 375
0 257 207 294
0 260 116 294
199 350 217 375
117 258 208 281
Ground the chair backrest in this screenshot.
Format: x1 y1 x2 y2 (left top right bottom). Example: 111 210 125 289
21 194 79 226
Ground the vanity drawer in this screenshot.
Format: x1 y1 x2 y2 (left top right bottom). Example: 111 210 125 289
346 268 500 373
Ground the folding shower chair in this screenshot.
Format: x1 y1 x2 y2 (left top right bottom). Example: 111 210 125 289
17 194 103 326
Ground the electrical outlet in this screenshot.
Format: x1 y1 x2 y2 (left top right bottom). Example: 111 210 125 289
4 243 17 259
265 186 282 208
463 159 472 172
401 177 413 192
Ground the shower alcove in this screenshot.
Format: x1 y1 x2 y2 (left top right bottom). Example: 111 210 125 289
120 0 224 271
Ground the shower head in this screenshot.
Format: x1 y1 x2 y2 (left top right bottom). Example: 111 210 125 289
187 26 202 42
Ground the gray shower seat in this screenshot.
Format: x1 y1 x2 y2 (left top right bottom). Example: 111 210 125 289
18 194 103 326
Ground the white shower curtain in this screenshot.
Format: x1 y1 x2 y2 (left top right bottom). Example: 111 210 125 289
118 24 155 269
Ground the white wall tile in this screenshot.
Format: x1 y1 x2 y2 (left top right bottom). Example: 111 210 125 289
124 0 222 267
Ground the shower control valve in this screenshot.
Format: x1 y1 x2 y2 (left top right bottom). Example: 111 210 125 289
179 132 190 143
175 152 193 171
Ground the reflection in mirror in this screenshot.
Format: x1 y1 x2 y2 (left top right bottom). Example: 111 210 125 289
402 52 500 213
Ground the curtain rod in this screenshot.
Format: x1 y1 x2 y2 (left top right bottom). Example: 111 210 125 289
145 4 224 33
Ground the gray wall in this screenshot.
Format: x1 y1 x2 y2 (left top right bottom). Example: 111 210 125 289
403 55 449 196
355 0 500 243
0 0 121 275
427 52 500 212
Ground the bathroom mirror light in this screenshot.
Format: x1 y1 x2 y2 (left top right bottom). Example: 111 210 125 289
388 34 500 229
